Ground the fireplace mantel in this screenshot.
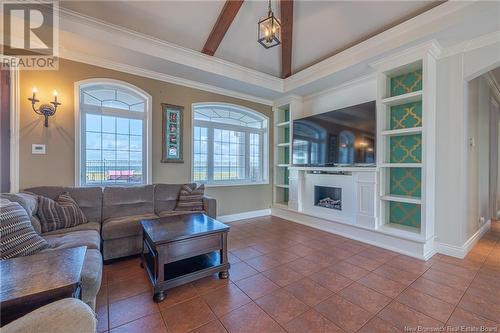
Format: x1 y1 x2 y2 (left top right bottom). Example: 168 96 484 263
289 166 377 172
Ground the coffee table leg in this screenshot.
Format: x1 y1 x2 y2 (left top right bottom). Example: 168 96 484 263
218 271 229 279
219 232 229 279
153 291 166 303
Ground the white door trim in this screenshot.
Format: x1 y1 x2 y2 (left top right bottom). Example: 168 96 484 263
9 63 20 193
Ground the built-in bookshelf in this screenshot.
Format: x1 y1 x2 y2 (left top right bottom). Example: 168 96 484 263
374 44 438 242
273 103 291 207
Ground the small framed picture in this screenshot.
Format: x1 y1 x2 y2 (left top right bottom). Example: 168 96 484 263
162 103 184 163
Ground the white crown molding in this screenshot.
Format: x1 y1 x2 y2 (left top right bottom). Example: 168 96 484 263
57 7 284 93
273 95 303 107
440 30 500 58
60 48 274 106
303 73 377 102
283 1 473 91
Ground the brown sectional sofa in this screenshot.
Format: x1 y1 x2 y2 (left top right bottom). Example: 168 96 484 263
1 183 216 310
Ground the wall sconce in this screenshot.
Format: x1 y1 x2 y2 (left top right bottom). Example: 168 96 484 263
28 87 61 127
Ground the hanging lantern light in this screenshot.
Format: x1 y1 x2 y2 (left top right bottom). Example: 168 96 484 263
258 0 281 49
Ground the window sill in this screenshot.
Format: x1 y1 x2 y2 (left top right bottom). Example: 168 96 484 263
198 181 270 188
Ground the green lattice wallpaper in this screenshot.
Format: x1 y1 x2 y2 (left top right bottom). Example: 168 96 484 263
390 168 421 197
284 127 290 142
390 102 422 129
284 188 289 202
390 69 422 96
390 134 422 163
283 147 290 164
389 201 421 228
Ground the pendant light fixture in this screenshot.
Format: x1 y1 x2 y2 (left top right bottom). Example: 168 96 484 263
258 0 281 49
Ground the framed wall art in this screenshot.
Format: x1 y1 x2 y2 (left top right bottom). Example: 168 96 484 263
161 103 184 163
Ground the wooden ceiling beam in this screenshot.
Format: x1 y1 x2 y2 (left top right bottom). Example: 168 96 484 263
202 0 244 56
280 0 293 78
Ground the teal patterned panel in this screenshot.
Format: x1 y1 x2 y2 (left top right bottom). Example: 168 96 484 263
390 134 422 163
284 188 289 203
390 69 422 96
389 201 421 229
390 102 422 129
390 168 421 197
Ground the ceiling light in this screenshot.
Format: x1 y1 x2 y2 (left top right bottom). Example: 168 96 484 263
258 0 281 49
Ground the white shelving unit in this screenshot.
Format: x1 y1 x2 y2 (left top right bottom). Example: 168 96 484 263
273 103 291 207
373 43 439 242
272 98 302 208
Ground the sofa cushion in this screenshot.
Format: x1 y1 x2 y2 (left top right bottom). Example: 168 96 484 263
101 213 158 240
0 192 38 217
175 184 204 212
31 215 42 234
81 249 103 310
154 184 183 214
43 230 101 251
102 185 154 220
26 186 103 223
42 221 101 236
38 193 88 233
157 210 198 218
0 200 50 259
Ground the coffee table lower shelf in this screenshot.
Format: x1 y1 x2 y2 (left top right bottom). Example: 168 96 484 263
142 250 229 301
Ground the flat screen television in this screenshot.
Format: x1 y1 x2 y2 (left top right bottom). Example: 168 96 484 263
292 101 376 166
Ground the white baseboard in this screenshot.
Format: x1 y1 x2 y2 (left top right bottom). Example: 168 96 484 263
272 207 435 260
217 209 271 223
434 219 491 258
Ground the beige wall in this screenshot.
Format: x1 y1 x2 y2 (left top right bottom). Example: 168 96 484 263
19 58 273 216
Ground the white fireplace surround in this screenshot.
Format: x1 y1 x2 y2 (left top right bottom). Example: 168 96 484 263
289 167 377 229
273 166 436 260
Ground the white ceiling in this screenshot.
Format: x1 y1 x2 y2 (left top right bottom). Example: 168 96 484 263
60 0 441 77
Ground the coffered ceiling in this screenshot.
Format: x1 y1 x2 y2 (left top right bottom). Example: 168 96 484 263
60 0 443 78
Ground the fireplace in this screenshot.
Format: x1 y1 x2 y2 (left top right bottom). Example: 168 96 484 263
314 185 342 210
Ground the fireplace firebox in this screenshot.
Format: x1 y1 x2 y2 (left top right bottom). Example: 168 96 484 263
314 186 342 210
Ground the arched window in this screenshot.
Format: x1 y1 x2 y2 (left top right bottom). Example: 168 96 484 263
192 103 268 185
338 130 355 164
76 80 151 186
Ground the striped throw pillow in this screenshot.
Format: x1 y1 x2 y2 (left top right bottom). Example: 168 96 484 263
1 200 50 260
37 192 88 233
175 184 204 212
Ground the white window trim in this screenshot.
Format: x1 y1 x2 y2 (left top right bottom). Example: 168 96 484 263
191 102 269 187
74 78 152 186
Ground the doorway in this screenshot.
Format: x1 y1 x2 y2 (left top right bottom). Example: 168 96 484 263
1 66 10 193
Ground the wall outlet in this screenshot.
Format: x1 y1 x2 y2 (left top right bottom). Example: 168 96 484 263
479 216 485 226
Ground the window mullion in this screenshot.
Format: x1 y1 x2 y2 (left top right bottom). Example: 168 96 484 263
207 126 214 182
245 131 250 181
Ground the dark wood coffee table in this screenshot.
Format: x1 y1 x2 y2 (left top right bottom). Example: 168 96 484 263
0 246 86 326
140 213 230 302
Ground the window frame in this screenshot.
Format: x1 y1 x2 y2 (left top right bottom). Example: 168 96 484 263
191 103 269 187
74 78 152 186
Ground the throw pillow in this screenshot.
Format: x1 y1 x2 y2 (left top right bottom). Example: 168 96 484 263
175 184 205 211
37 192 88 233
0 199 50 260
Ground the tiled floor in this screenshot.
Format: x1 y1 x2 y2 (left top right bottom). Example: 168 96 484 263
97 217 500 333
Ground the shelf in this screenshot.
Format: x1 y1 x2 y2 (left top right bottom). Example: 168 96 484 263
377 223 422 241
276 164 291 168
380 163 422 168
275 184 289 188
273 202 289 209
381 195 422 205
381 127 422 136
276 121 290 127
381 90 422 107
276 142 290 147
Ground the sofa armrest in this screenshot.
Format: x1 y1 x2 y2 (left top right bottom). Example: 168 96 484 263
203 196 217 219
2 298 96 333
